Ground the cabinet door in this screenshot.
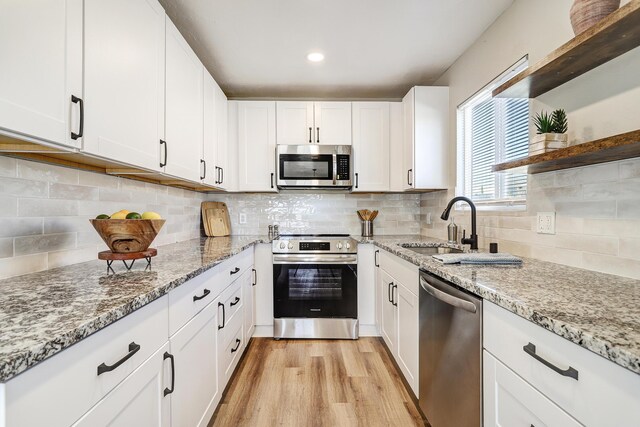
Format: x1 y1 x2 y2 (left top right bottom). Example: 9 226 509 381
413 86 449 189
276 101 314 145
380 270 397 353
389 102 405 192
352 102 390 192
314 102 352 145
215 83 229 189
72 343 171 427
396 283 419 396
202 72 218 187
402 88 415 190
83 0 165 170
243 268 256 346
0 0 82 148
254 243 274 331
169 299 220 427
237 101 277 192
484 351 582 427
164 18 203 182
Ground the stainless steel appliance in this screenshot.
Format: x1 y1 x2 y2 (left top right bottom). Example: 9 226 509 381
419 270 482 427
272 234 358 339
276 145 352 189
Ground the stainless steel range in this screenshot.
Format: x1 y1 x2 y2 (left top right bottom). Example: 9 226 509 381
272 234 359 339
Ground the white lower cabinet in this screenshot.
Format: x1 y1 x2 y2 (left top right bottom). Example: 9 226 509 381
72 342 172 427
1 249 256 427
169 298 221 427
484 351 582 427
376 249 419 396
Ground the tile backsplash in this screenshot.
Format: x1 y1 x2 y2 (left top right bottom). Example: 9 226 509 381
420 157 640 279
0 156 204 279
206 192 421 236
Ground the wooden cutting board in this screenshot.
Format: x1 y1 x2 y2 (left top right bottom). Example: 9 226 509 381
201 202 231 237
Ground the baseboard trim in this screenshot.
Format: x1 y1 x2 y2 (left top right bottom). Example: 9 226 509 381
252 325 274 337
359 324 380 337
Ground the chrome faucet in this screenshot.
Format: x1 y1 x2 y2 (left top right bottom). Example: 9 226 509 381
441 196 478 251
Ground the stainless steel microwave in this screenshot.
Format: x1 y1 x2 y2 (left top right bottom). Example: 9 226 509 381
276 145 352 189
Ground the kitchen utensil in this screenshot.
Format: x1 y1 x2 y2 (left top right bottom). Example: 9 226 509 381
201 202 231 237
90 219 165 253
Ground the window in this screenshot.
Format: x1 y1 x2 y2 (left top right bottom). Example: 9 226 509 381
457 58 529 206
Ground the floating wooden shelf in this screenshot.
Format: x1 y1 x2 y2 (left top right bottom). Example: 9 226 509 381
492 129 640 174
493 0 640 98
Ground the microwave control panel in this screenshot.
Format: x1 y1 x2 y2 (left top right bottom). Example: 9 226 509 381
336 155 350 181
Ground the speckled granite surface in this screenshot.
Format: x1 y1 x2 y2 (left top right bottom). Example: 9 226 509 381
358 235 640 375
1 234 638 382
0 236 268 382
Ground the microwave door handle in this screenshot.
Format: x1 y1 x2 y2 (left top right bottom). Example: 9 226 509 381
332 154 337 185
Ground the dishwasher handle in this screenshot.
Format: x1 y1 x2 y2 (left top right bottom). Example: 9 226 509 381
420 276 477 313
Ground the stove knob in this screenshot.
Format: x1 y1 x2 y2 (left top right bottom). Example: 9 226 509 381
337 242 343 250
288 243 294 249
346 242 351 250
279 242 286 249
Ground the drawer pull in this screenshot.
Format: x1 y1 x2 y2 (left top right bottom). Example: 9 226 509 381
97 342 140 375
193 288 211 302
252 268 257 286
230 296 240 307
163 352 175 396
218 302 226 330
230 267 240 275
523 342 579 380
374 250 379 267
231 338 241 353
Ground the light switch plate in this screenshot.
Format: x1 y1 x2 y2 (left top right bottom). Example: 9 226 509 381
239 213 247 224
536 212 556 234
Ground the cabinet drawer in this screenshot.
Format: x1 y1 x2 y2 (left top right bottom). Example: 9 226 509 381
218 288 244 351
219 248 253 286
169 265 225 336
5 296 169 427
379 249 419 294
222 278 243 322
484 301 640 426
484 351 581 427
220 324 244 385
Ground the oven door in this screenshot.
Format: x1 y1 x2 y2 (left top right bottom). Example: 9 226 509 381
277 153 335 187
273 255 357 318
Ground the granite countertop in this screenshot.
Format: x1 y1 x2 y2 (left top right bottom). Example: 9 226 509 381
0 236 268 382
358 235 640 375
1 234 638 382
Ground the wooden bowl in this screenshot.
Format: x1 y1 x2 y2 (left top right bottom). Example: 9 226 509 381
90 219 166 253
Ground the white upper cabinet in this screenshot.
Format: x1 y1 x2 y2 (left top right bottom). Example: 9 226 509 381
352 102 390 192
314 102 352 145
164 18 204 182
0 0 82 148
276 102 351 145
276 102 314 144
401 86 449 190
389 102 405 192
203 72 218 187
83 0 165 171
237 101 277 192
214 83 229 189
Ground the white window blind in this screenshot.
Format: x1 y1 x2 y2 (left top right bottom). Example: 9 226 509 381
457 58 529 205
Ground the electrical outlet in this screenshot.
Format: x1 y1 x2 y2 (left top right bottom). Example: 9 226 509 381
239 213 247 224
536 212 556 234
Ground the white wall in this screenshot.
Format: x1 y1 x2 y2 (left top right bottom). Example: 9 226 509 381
422 0 640 279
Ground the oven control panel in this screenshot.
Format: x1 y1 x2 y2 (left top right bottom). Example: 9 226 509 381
272 237 357 254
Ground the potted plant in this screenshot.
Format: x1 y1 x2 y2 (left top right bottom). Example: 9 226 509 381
531 109 568 155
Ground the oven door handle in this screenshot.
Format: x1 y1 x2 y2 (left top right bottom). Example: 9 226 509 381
273 254 358 264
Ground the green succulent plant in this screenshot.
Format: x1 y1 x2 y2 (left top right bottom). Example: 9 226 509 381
533 109 568 134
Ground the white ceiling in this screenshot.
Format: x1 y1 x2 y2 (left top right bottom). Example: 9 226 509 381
159 0 514 99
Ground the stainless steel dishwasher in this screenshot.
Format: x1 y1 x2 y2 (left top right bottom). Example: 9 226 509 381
419 270 482 427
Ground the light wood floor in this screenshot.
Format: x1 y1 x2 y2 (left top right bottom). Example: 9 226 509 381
209 337 426 427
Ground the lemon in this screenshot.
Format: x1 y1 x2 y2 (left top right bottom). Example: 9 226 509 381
126 212 142 219
110 211 127 219
141 211 162 220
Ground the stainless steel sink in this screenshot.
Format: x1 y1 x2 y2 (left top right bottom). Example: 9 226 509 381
401 245 464 255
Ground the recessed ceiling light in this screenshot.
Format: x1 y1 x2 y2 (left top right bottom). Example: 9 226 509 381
307 52 324 62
